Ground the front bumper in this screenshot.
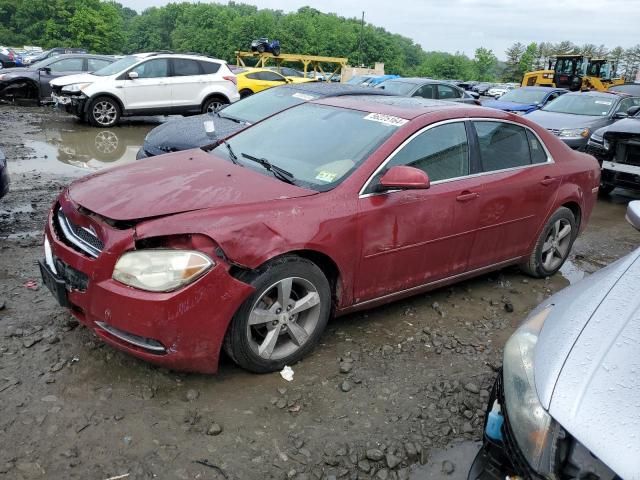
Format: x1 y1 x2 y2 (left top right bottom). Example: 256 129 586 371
468 373 543 480
53 93 88 117
41 197 255 373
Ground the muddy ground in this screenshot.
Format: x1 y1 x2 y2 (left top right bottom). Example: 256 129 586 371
0 104 638 480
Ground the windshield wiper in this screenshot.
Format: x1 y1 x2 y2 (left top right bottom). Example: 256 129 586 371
241 152 296 185
217 111 244 124
221 140 240 165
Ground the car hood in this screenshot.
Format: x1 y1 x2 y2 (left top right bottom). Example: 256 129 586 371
602 117 640 136
525 109 609 130
143 114 247 154
0 67 35 76
482 100 534 112
68 148 317 221
534 249 640 478
50 73 97 87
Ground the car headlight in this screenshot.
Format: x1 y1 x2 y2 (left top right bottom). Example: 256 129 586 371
113 250 214 292
61 82 92 93
503 305 558 473
558 127 590 138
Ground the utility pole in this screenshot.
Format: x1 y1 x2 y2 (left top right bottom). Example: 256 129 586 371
358 11 365 67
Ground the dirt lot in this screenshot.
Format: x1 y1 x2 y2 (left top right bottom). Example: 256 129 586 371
0 104 638 480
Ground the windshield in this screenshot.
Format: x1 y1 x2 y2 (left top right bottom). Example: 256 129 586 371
212 103 402 190
93 56 140 76
220 86 316 124
541 94 615 116
29 58 53 69
498 88 549 104
376 81 415 96
346 76 369 85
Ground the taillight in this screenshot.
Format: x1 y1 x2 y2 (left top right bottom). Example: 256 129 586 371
223 75 237 86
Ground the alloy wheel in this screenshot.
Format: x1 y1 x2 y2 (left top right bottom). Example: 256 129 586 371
541 218 572 271
247 277 321 360
93 101 117 126
205 100 224 113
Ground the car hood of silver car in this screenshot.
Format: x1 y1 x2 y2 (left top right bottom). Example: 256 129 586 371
534 247 640 478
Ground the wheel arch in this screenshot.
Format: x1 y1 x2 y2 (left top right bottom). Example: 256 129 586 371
85 92 125 115
561 200 582 231
201 92 230 108
1 77 40 99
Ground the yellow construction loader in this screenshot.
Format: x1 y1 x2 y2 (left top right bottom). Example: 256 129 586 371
522 55 624 91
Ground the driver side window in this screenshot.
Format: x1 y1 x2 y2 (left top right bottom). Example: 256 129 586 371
130 59 169 79
372 122 469 188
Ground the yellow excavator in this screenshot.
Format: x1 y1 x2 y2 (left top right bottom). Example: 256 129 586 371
521 55 624 91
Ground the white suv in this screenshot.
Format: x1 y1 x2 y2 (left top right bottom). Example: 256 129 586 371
50 53 239 127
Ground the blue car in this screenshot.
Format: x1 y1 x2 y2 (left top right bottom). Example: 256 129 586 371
482 86 567 115
0 149 9 199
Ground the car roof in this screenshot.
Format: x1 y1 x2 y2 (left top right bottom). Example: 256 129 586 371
282 82 390 97
313 94 469 120
45 53 114 60
519 86 565 91
383 77 449 85
565 90 626 98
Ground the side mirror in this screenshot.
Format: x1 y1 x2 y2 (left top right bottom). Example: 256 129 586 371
378 166 430 191
128 71 139 80
613 111 628 119
39 67 51 74
469 91 480 99
627 105 640 117
626 201 640 231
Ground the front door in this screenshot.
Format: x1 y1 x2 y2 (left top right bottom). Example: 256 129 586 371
169 58 206 109
39 57 86 98
355 121 484 303
121 58 171 111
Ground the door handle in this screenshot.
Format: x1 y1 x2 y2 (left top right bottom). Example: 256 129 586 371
540 176 558 186
456 191 479 202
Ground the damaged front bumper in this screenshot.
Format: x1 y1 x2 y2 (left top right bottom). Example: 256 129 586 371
52 92 88 117
40 195 255 373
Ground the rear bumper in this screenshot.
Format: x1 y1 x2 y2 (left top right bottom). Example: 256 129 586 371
42 199 255 373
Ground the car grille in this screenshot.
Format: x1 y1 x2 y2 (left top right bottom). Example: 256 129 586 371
617 142 640 167
55 208 103 258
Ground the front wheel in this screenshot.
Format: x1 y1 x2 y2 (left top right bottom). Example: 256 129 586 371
88 96 120 128
223 256 331 373
521 207 577 278
257 44 265 54
272 46 281 56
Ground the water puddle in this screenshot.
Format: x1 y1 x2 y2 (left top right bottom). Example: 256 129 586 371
10 120 166 176
410 440 481 479
559 258 587 285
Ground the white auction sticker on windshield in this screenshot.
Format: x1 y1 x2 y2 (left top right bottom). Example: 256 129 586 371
594 100 612 105
363 113 408 127
292 93 316 101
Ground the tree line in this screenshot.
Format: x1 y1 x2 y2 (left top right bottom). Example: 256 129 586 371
0 0 638 83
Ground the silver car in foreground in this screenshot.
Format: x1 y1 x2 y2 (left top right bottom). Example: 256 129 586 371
469 200 640 480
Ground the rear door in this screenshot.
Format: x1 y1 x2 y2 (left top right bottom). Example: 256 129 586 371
356 120 485 302
437 84 471 104
121 58 171 111
466 120 560 269
39 57 85 97
169 58 206 109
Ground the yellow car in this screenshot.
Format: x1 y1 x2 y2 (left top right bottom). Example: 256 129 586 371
235 67 315 98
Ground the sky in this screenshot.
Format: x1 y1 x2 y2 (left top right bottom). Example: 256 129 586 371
118 0 640 59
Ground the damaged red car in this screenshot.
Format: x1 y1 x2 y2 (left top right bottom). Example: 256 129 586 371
40 96 600 373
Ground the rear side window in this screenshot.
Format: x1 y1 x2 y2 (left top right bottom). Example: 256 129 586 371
49 58 84 72
526 130 548 164
413 84 435 99
437 84 462 99
246 72 260 80
382 122 470 183
88 58 111 72
258 71 286 81
474 121 533 171
200 61 221 74
172 58 203 76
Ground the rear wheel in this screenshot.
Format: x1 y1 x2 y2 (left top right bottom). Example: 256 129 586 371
272 46 281 56
88 96 120 128
257 44 265 54
202 96 228 114
224 256 331 373
239 89 253 99
521 207 577 278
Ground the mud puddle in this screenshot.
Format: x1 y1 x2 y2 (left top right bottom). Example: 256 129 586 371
410 440 481 479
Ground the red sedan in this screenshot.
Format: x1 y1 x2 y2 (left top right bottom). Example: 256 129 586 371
40 96 600 373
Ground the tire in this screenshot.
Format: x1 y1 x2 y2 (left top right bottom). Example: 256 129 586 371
272 46 281 56
223 256 331 373
202 96 228 114
239 89 253 99
599 183 615 195
88 96 120 128
521 207 577 278
257 44 265 54
89 130 126 162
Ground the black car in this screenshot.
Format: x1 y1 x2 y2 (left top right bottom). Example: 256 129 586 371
375 77 481 104
472 82 494 95
0 54 115 102
137 83 389 159
586 104 640 194
0 149 9 199
24 47 87 65
608 83 640 96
